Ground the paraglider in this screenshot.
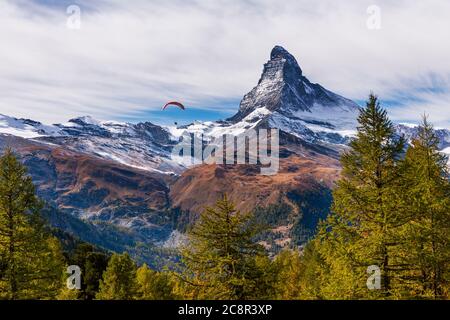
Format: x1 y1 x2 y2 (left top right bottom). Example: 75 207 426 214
162 101 185 111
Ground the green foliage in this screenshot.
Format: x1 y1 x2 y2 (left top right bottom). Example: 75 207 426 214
96 252 137 300
273 249 303 299
292 96 450 300
0 149 64 300
57 268 81 300
288 188 333 245
179 195 276 299
254 198 293 226
68 243 110 300
315 94 407 298
397 116 450 298
253 199 295 254
136 264 178 300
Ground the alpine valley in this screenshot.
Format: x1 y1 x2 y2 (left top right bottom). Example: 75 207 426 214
2 46 449 264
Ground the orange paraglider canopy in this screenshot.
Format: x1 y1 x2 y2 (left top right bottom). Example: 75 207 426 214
162 101 185 110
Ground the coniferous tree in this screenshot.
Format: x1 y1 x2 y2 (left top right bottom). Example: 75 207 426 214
0 149 64 299
96 252 137 300
57 266 81 300
400 117 450 298
307 220 364 299
316 94 407 298
180 195 273 299
274 249 303 299
136 264 177 300
70 244 110 300
83 251 109 299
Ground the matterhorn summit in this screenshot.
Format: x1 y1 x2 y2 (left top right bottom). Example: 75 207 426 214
221 46 358 144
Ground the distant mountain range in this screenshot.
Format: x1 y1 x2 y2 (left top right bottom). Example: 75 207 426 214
1 46 449 263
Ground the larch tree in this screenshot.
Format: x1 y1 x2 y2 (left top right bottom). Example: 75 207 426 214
0 148 64 300
319 94 407 298
273 249 303 299
180 195 273 300
96 252 137 300
400 117 450 298
136 264 177 300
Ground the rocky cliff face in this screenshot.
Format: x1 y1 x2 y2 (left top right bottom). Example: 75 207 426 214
170 46 360 152
231 46 359 122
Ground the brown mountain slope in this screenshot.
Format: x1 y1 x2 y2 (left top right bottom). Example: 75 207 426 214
170 147 340 215
0 134 173 226
169 144 341 249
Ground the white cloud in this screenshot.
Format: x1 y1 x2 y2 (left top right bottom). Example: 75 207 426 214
388 90 450 129
0 0 449 126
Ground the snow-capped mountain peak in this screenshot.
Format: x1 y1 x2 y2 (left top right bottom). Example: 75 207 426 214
230 46 360 126
217 46 360 145
265 45 304 84
0 113 185 174
68 115 102 126
0 114 61 138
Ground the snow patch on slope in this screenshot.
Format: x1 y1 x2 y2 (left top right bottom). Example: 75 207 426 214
291 103 359 132
0 114 60 138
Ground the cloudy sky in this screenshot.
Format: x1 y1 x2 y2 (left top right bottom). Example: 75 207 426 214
1 0 450 127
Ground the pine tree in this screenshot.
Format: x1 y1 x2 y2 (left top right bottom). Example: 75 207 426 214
0 148 64 299
96 252 137 300
400 117 450 298
179 195 272 299
319 94 406 298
